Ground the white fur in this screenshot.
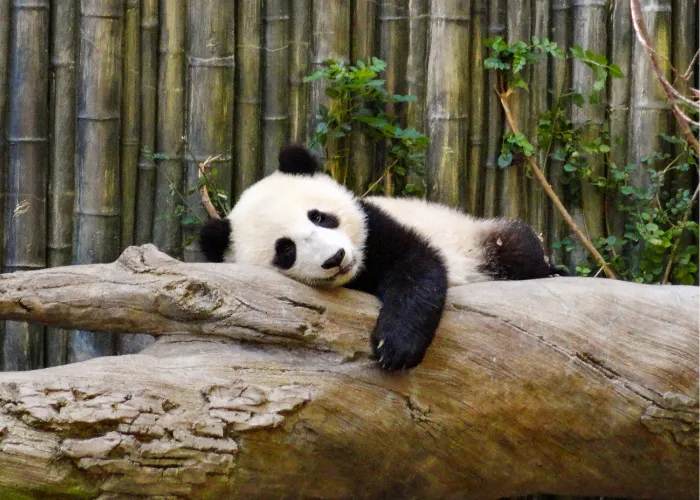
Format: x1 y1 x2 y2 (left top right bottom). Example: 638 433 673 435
226 171 506 289
225 172 367 287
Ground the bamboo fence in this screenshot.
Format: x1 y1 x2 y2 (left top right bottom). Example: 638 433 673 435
0 0 696 376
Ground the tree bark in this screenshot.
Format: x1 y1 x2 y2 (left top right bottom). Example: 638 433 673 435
0 244 696 500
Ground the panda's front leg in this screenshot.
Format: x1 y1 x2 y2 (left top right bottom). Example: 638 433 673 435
370 253 448 371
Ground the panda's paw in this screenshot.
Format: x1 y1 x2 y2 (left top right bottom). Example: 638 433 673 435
370 328 429 371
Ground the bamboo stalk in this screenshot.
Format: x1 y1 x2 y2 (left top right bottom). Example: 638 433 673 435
70 0 124 362
0 0 11 367
349 0 377 194
0 0 10 273
467 0 488 215
426 0 472 208
483 0 506 218
671 0 697 189
406 0 428 134
152 0 186 258
378 0 409 196
289 0 311 146
119 0 141 249
669 0 699 278
134 0 158 245
3 0 50 370
117 0 156 356
234 0 262 197
183 0 235 262
310 0 351 181
262 1 290 176
526 0 550 236
628 0 673 267
569 0 608 268
46 0 77 368
548 0 573 266
500 0 529 218
607 0 633 251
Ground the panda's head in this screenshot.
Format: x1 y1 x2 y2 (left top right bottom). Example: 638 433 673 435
199 145 367 287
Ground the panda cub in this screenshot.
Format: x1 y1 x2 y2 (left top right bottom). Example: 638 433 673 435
199 145 563 371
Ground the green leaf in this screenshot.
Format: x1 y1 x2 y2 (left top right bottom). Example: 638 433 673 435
608 64 624 78
498 153 513 168
572 93 585 107
598 144 611 153
584 49 608 66
569 45 585 59
325 86 341 98
303 71 328 83
484 57 509 70
514 78 529 91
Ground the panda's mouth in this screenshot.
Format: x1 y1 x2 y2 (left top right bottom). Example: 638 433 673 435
321 258 356 282
335 263 353 276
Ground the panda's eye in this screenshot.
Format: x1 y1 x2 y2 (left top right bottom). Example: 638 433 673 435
308 209 339 229
273 237 296 270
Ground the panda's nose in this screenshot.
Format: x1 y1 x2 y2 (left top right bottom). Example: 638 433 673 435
322 248 345 269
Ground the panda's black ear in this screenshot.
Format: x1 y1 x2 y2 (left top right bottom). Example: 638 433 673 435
278 144 320 175
199 218 232 262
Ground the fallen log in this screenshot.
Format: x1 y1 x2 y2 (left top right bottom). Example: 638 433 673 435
0 244 696 499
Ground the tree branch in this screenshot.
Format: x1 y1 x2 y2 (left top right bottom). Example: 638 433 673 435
198 154 223 219
496 90 618 279
0 245 696 499
629 0 700 156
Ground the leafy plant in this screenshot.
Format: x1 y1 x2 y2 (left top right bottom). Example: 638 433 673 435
485 36 564 91
485 36 699 284
146 144 232 248
304 57 429 196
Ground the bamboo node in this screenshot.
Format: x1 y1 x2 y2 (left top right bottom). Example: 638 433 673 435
12 0 49 10
640 1 672 13
262 114 290 122
429 14 471 23
263 15 290 22
572 0 607 6
6 136 48 143
188 55 235 68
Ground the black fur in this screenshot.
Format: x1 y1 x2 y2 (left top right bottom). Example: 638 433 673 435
198 218 232 262
278 144 321 175
477 219 561 279
346 200 449 371
308 209 340 229
273 237 296 269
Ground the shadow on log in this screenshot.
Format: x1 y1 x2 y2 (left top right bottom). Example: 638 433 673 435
0 244 697 499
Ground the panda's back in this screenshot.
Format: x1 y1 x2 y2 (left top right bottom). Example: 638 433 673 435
363 196 500 286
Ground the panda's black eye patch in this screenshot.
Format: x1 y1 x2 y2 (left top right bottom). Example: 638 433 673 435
273 237 296 269
308 209 339 229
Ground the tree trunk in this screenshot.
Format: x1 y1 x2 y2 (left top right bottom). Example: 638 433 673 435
0 244 696 499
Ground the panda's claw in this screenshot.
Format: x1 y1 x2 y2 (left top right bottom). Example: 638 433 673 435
370 328 428 371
